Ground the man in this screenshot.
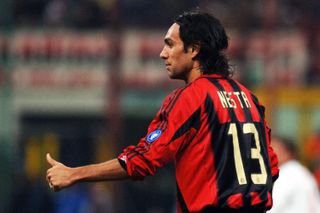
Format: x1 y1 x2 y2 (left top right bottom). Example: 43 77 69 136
268 136 320 213
46 11 279 213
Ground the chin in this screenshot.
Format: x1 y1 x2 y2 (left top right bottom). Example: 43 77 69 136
166 69 185 81
166 70 174 78
168 74 184 81
167 72 177 79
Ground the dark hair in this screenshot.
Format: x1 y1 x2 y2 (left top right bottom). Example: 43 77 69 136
174 11 231 77
273 135 298 157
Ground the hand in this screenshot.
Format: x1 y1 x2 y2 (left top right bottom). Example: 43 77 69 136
46 153 76 191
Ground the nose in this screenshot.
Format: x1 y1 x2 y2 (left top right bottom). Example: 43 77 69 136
159 47 168 59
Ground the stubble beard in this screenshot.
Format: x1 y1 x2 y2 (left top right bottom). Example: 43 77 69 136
167 68 189 82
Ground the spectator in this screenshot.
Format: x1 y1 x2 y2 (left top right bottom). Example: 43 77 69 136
268 136 320 213
305 131 320 189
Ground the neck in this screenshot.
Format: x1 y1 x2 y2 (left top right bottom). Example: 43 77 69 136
185 64 202 84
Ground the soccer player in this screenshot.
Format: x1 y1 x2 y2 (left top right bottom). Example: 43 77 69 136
46 11 279 213
268 136 320 213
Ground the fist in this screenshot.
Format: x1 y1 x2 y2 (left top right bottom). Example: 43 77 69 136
46 153 75 191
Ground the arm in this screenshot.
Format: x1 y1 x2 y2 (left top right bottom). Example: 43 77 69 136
265 123 279 182
46 153 128 191
119 86 203 180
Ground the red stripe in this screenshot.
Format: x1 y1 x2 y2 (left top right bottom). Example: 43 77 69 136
127 145 150 159
158 85 190 131
249 92 265 122
266 192 272 208
227 193 243 208
250 192 262 206
218 79 246 122
127 145 150 160
157 89 180 130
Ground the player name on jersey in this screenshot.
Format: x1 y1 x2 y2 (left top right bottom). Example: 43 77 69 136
217 91 251 109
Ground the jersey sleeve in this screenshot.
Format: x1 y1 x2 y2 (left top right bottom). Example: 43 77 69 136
118 85 203 180
259 104 279 183
265 121 279 182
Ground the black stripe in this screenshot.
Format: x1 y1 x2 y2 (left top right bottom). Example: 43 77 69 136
201 204 266 213
204 94 218 129
162 86 189 131
169 107 201 143
206 78 273 208
227 79 253 122
156 87 185 131
126 144 149 159
247 120 274 206
249 92 274 203
205 78 244 207
127 146 150 160
250 93 264 122
159 111 167 130
156 89 179 130
177 184 190 213
203 94 230 207
272 173 279 183
158 85 192 131
167 85 191 115
207 78 238 122
250 93 259 106
127 150 155 171
118 158 127 171
157 112 163 128
257 122 273 185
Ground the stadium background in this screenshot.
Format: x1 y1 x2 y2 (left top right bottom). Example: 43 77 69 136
0 0 320 212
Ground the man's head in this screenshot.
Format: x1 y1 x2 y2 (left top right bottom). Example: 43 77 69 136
160 11 231 82
159 23 199 82
175 11 230 76
272 136 298 166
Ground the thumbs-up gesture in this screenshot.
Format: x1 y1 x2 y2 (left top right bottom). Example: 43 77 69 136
46 153 76 191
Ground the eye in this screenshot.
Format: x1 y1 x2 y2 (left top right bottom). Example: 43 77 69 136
164 39 174 48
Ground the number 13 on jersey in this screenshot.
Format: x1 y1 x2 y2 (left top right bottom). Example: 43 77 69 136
228 123 267 185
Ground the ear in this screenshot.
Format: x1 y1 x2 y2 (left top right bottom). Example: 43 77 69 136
190 42 200 59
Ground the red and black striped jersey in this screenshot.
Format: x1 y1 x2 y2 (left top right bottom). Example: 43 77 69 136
118 74 279 213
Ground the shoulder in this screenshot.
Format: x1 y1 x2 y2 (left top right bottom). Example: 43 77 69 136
160 79 208 114
281 161 317 184
179 78 211 102
168 78 209 99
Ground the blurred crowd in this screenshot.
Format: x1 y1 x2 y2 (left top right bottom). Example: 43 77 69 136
9 0 320 31
12 0 197 29
4 0 319 86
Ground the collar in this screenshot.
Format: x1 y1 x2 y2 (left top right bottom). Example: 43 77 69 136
199 73 225 79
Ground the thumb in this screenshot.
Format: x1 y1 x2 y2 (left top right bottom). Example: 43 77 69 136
46 153 58 166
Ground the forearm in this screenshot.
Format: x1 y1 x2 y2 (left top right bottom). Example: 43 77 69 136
73 158 129 183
